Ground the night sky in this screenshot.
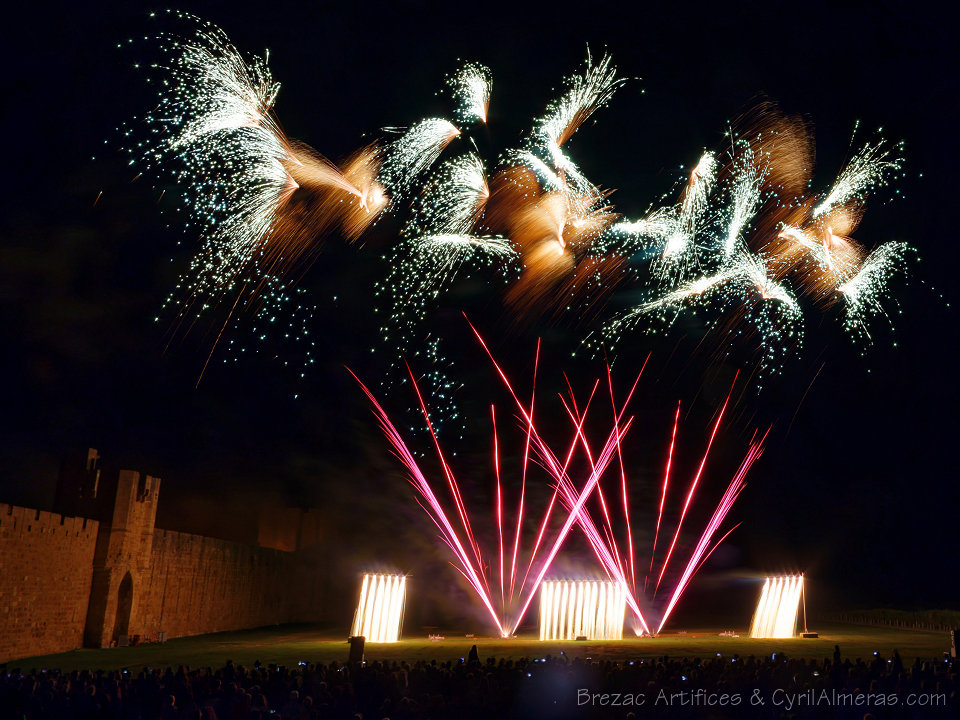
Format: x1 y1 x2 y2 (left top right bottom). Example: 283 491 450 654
0 0 956 625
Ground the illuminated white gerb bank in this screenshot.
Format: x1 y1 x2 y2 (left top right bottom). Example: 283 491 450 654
750 575 804 639
539 581 626 641
351 573 407 643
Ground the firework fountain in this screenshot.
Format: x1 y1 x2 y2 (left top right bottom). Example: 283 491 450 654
352 323 764 636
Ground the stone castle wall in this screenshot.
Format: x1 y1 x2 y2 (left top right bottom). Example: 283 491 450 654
0 504 100 662
132 528 300 640
0 471 323 664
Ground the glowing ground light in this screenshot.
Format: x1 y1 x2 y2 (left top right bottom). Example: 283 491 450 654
749 575 804 639
351 573 407 643
539 581 626 641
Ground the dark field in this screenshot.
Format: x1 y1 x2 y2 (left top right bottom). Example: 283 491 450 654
8 623 953 672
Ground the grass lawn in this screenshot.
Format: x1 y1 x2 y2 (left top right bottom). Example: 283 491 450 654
6 624 953 672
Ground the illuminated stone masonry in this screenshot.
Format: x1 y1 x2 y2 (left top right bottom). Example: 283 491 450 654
0 450 323 663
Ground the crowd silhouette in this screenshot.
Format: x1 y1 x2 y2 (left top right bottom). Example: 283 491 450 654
2 646 956 719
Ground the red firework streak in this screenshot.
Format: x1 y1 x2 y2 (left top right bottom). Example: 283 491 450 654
351 362 625 637
350 322 766 637
556 367 767 635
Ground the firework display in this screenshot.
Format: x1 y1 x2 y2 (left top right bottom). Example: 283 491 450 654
126 11 388 293
587 118 910 377
351 573 407 643
116 14 927 640
470 324 766 635
750 575 804 639
352 326 764 636
539 581 626 641
125 13 916 392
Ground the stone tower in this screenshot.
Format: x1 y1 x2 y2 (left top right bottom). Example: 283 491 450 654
80 469 161 648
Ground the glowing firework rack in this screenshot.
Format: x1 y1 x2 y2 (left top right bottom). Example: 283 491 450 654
750 575 804 639
539 581 625 641
351 573 407 643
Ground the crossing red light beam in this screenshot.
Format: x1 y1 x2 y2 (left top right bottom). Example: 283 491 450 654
353 321 765 636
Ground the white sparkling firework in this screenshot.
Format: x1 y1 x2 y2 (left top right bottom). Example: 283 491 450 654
595 152 720 291
548 146 598 197
448 62 492 124
410 234 517 287
410 153 490 236
736 251 799 310
505 150 567 192
127 18 918 396
222 281 318 379
374 50 626 414
620 267 738 318
813 138 905 217
379 118 462 200
375 232 518 432
131 11 296 300
593 250 801 376
162 26 280 151
778 225 830 268
594 211 674 257
377 227 519 351
724 143 765 256
126 12 332 384
376 146 519 429
838 241 913 344
393 150 517 308
680 152 717 234
608 212 677 243
776 224 862 288
533 51 625 157
525 52 624 200
645 152 719 284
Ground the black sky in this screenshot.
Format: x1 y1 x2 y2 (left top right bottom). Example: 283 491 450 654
0 0 956 621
